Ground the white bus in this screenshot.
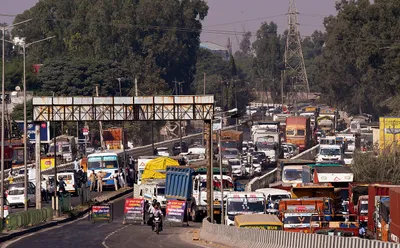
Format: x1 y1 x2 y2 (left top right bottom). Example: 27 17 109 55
87 152 120 187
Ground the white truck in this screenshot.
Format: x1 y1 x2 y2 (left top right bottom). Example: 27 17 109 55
139 179 167 210
316 144 343 162
224 192 266 226
191 174 234 222
251 122 282 164
47 135 77 162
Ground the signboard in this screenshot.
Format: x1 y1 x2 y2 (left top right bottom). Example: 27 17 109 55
165 200 186 223
317 173 354 183
16 121 50 143
40 157 55 170
123 198 144 223
212 119 222 131
90 204 112 223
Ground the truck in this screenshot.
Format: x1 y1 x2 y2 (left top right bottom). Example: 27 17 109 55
47 135 77 162
368 184 400 239
390 188 400 243
224 192 266 226
189 161 234 223
138 157 180 211
213 130 243 152
285 116 312 152
317 116 335 134
312 166 354 187
251 122 283 164
103 127 127 150
278 198 325 232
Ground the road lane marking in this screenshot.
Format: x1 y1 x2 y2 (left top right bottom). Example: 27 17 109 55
102 224 131 248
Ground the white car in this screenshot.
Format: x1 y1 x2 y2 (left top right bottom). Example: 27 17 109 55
344 152 354 165
229 159 246 178
156 147 171 157
6 187 36 208
251 156 262 176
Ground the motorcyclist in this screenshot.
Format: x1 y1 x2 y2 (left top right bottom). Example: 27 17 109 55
152 202 163 232
147 199 157 227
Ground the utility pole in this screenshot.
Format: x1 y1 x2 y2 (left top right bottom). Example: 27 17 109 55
52 104 58 216
117 78 122 96
35 124 41 209
134 77 138 97
218 129 224 224
173 79 185 154
205 120 212 223
261 78 265 121
202 73 206 146
95 85 104 149
284 0 310 100
281 71 284 111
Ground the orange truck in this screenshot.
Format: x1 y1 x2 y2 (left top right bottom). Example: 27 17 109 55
212 130 243 151
285 116 311 152
103 127 127 150
278 198 324 233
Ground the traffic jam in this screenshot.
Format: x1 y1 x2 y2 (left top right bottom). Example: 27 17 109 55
138 104 400 243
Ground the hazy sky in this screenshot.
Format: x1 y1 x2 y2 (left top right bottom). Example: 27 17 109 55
1 0 338 51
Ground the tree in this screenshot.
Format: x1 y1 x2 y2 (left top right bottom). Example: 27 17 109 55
12 0 209 96
352 152 400 184
11 100 33 121
252 22 283 103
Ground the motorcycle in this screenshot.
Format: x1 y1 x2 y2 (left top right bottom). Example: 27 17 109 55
153 214 162 234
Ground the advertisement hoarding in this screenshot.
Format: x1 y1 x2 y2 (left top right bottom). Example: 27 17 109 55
379 117 400 152
15 121 50 143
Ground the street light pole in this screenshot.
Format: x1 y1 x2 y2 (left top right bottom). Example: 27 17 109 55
0 18 32 218
14 36 55 211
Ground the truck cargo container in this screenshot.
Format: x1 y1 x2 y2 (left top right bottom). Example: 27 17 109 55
390 188 400 243
380 197 390 242
368 185 400 236
312 166 354 187
165 166 193 200
103 127 127 150
285 116 312 152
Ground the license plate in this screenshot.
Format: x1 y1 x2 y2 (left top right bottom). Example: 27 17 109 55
214 210 220 214
12 197 19 200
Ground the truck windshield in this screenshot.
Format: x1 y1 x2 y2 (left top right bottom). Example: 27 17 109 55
222 150 238 156
286 130 295 136
320 148 340 156
297 129 305 136
221 142 237 149
283 214 312 225
157 187 165 195
256 142 276 150
283 169 302 181
227 198 264 214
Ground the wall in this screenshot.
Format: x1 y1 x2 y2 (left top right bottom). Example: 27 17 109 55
200 219 400 248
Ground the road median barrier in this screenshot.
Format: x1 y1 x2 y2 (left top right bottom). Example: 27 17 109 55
200 219 400 248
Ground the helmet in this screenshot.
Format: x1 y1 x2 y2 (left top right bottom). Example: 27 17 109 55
152 199 157 206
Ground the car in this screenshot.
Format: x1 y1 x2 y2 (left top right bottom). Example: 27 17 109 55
229 159 246 178
221 148 240 165
85 147 95 155
6 186 36 208
244 162 255 178
343 152 354 165
251 156 262 176
155 147 171 157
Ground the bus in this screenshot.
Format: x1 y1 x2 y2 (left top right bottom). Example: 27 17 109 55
87 152 120 187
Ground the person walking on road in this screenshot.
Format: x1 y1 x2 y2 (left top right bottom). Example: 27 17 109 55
89 170 96 192
96 170 104 193
113 170 119 191
118 169 126 188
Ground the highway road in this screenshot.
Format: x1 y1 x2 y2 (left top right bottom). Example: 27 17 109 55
5 195 205 248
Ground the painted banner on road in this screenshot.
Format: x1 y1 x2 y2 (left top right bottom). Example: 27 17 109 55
124 198 144 222
165 200 186 223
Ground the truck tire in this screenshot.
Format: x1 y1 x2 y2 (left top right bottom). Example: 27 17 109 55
191 208 201 222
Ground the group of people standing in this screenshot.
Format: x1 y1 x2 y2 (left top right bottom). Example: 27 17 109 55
87 169 125 192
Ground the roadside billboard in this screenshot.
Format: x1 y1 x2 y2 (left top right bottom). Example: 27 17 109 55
15 121 51 144
379 117 400 153
41 157 55 171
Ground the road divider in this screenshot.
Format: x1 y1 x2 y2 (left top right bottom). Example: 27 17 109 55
200 219 399 248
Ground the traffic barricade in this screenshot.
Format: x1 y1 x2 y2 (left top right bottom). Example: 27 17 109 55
122 198 145 225
89 203 113 223
165 199 187 227
58 193 72 215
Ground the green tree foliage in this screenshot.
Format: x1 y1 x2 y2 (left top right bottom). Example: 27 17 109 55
301 31 325 91
319 0 400 115
252 22 284 102
352 152 400 184
12 0 209 95
11 100 33 121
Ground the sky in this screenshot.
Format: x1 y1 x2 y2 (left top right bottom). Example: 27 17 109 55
1 0 338 51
